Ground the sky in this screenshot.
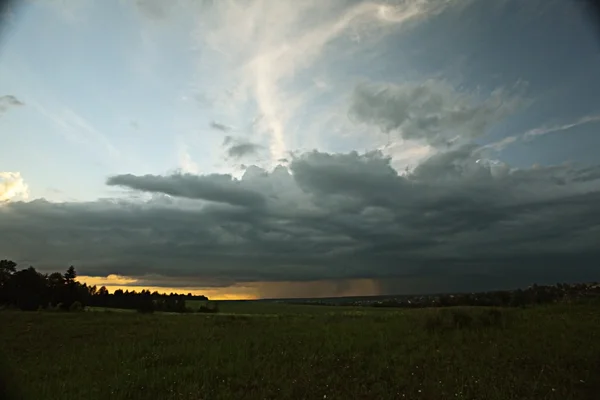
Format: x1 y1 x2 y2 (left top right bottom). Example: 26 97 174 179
1 0 600 299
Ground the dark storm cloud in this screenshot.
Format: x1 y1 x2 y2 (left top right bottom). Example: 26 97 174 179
2 144 600 291
106 173 266 208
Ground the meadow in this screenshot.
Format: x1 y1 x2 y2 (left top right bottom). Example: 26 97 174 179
1 302 599 400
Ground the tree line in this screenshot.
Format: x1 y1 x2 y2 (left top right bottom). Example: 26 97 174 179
0 259 214 313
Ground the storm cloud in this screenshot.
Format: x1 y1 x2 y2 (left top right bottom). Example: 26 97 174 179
2 143 600 293
106 173 266 208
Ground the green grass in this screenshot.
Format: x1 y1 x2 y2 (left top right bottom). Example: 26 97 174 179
1 303 599 400
86 306 136 313
187 300 387 315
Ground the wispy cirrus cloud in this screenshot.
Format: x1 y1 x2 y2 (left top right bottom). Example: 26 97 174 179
481 113 600 153
523 114 600 139
32 101 120 160
188 0 465 165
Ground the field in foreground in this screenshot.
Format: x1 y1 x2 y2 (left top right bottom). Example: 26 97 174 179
1 303 599 400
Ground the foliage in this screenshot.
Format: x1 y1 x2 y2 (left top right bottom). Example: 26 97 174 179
0 259 208 313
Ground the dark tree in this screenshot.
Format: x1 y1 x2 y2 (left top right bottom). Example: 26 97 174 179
64 266 76 284
0 260 210 313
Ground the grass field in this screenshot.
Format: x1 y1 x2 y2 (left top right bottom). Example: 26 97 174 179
1 302 599 400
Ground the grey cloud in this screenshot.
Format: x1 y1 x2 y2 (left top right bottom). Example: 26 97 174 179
3 147 600 293
135 0 172 19
290 150 403 208
210 121 233 132
228 143 261 159
223 136 263 159
349 80 526 147
0 95 24 114
106 173 266 208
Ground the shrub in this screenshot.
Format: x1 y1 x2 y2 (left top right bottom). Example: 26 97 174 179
69 301 83 312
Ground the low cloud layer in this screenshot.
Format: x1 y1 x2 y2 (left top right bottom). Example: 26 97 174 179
2 145 600 294
107 173 266 208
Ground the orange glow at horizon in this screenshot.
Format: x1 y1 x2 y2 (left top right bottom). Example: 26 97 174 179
77 275 383 300
77 275 259 300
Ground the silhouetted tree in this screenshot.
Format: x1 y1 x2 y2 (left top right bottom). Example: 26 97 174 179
0 260 207 312
0 259 17 304
11 267 46 311
64 266 76 284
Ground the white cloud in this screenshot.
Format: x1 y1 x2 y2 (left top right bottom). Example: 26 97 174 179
480 135 518 152
189 0 461 165
177 142 200 174
480 113 600 154
0 172 29 203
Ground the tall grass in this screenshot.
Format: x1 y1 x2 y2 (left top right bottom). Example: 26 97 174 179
1 303 599 399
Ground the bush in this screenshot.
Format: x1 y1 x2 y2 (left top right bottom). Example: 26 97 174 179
69 301 83 312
